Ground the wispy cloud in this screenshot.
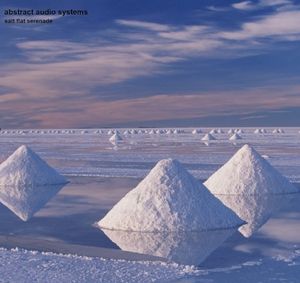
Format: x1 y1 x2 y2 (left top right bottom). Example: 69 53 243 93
232 0 293 10
1 3 300 127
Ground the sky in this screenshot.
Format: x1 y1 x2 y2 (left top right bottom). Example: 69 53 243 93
1 0 300 128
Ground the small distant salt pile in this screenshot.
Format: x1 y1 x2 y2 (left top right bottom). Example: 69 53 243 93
217 128 223 134
109 132 123 144
173 129 179 134
228 129 234 134
210 129 218 134
201 133 216 141
0 145 68 220
273 128 284 134
149 129 155 135
229 133 242 141
204 144 298 195
192 129 201 134
236 129 243 134
98 159 244 232
254 129 261 134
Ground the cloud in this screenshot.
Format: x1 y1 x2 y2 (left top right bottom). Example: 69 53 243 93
232 1 256 11
115 20 170 32
1 83 300 128
232 0 293 11
220 10 300 40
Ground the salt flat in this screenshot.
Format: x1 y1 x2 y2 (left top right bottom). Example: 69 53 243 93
0 127 299 282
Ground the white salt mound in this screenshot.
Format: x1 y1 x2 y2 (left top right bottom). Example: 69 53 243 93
204 144 298 195
229 133 242 141
0 145 67 187
98 159 244 232
109 133 123 143
201 133 216 141
0 145 68 221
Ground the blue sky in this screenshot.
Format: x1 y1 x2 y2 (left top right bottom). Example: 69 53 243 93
1 0 300 128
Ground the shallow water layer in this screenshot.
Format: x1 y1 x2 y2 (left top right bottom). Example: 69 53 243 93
0 176 299 266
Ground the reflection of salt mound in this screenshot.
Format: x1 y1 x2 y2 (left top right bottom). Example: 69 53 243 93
102 228 235 265
98 159 244 232
229 133 242 141
205 144 298 195
201 133 216 141
109 133 123 144
0 183 66 221
215 194 295 237
0 145 67 187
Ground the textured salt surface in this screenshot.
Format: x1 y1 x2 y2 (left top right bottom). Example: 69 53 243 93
204 144 298 195
0 248 200 283
98 159 244 232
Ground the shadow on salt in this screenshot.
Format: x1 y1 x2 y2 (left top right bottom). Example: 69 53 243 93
215 192 298 238
100 228 236 265
0 183 67 221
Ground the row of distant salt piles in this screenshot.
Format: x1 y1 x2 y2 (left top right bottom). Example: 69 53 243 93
0 146 67 221
98 144 298 234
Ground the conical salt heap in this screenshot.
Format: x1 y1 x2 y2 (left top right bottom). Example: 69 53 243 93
229 133 242 141
98 159 244 232
109 132 123 144
0 145 67 187
204 144 298 195
0 145 68 220
201 133 216 141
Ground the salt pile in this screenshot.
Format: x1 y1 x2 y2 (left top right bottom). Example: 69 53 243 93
0 145 68 220
0 145 67 187
210 129 218 134
101 229 235 265
109 132 123 144
229 133 242 141
201 133 216 141
192 129 201 134
98 159 244 232
204 144 298 195
228 129 234 134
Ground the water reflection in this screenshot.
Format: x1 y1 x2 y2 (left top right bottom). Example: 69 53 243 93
101 228 235 265
0 183 67 221
215 193 296 237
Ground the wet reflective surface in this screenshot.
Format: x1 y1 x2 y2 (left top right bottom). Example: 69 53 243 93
0 183 67 221
215 193 296 237
101 228 236 265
